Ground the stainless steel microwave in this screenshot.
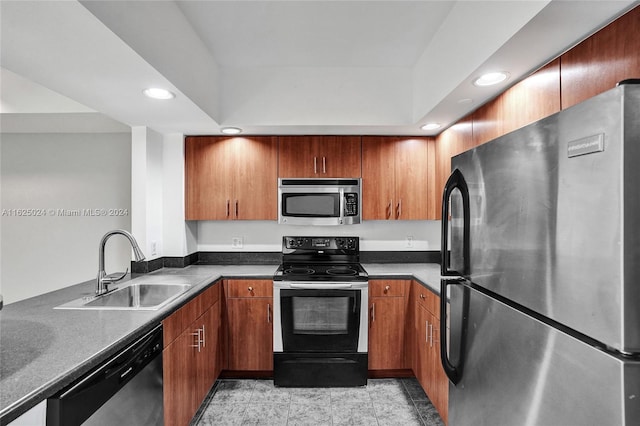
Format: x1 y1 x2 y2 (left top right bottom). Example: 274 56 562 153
278 178 361 225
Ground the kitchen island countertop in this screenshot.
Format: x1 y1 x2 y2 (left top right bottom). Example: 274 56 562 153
0 262 441 424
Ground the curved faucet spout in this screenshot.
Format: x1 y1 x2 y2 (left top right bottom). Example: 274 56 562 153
96 229 146 295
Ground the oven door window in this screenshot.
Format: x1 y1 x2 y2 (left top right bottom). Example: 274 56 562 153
280 289 360 352
281 193 340 217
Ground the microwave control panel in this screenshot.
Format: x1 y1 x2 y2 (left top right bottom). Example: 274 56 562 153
344 193 358 216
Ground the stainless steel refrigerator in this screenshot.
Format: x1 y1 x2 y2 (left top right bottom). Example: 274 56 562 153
440 81 640 426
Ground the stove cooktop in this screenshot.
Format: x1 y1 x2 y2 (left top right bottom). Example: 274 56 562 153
274 262 368 282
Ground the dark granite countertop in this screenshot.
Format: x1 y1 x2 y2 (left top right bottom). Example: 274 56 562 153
0 263 441 423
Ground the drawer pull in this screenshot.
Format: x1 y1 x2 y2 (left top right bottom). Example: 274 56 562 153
248 286 253 292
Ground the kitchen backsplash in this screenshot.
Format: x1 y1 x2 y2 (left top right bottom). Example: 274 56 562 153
196 220 441 252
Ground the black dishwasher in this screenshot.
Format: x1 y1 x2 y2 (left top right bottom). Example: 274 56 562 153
47 325 163 426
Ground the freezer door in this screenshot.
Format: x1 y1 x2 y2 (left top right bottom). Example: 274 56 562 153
446 282 640 426
450 84 640 353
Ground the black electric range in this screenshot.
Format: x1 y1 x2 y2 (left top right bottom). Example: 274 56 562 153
273 236 369 387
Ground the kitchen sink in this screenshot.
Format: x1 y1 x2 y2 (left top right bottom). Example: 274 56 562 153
55 283 191 310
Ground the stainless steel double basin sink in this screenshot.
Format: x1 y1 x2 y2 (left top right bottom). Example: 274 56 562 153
56 282 191 311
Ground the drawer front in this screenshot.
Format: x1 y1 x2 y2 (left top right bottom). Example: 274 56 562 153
413 281 440 318
369 280 409 297
225 279 273 298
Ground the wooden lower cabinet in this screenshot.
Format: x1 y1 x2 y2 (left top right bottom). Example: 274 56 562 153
163 320 199 426
163 284 221 426
368 280 410 371
224 279 273 371
413 281 449 424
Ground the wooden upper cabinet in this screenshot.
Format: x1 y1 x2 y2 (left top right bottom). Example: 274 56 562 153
395 137 435 220
362 137 395 220
185 136 278 220
278 136 361 177
362 136 435 220
434 118 474 221
561 6 640 109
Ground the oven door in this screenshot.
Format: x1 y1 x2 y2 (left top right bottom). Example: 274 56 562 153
274 282 368 353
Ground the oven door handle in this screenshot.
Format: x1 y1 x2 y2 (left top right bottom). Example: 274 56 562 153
287 283 353 289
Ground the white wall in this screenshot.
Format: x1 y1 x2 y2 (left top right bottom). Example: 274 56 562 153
131 127 164 259
197 220 441 253
0 132 132 304
162 133 197 257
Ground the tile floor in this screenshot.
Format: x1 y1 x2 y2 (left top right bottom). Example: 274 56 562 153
192 378 445 426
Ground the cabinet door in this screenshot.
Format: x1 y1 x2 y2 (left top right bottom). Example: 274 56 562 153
431 312 449 424
319 136 361 178
232 136 278 220
226 298 273 371
196 301 221 404
279 136 361 178
415 303 431 395
185 137 234 220
278 136 318 177
163 325 200 426
362 136 396 220
369 296 407 370
395 137 433 220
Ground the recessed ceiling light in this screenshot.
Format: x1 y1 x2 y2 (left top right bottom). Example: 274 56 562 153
421 123 441 131
473 72 510 87
143 87 175 100
221 127 242 135
457 98 473 104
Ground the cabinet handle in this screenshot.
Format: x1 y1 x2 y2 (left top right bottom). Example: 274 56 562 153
226 200 230 218
267 303 272 323
425 320 429 345
235 200 239 218
371 303 376 322
314 157 318 174
397 199 402 219
248 286 253 292
429 323 434 348
191 329 202 352
322 157 326 174
201 324 206 348
388 200 393 219
384 285 390 293
420 293 425 300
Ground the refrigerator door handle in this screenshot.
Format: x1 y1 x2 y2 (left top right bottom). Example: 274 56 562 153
440 278 468 385
441 168 470 276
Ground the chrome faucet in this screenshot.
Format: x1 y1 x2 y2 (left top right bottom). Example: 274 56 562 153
96 229 146 296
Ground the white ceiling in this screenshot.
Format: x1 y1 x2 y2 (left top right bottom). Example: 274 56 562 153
1 0 638 135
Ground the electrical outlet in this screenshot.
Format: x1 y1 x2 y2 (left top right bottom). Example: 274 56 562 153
232 237 244 249
405 236 414 248
151 241 157 256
